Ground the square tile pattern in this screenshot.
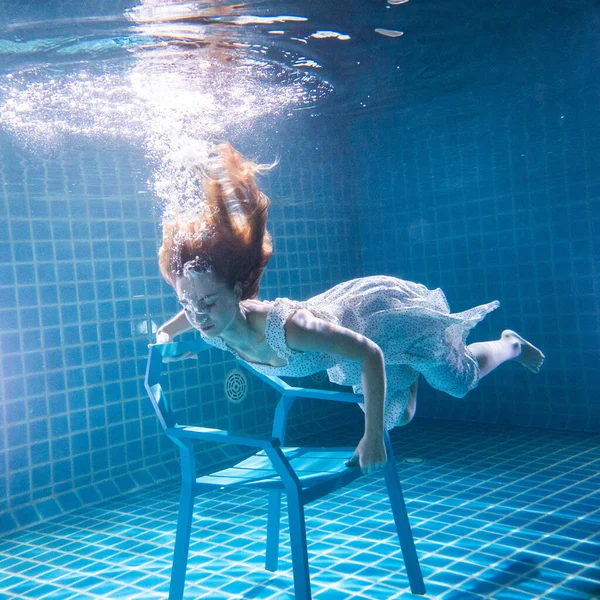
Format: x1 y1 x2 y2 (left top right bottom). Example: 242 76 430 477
0 129 361 534
1 419 598 600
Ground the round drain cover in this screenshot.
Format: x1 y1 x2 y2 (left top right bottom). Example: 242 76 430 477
404 457 424 464
224 368 248 403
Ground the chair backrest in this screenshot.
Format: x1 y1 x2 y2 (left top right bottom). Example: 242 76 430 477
145 340 364 441
236 361 364 446
145 340 213 431
236 361 363 405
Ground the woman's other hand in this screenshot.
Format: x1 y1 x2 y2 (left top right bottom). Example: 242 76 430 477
161 351 198 363
345 433 387 475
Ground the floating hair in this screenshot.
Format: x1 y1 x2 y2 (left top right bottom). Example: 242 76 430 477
158 143 274 300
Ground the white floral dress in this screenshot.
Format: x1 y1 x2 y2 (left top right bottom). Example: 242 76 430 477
197 276 499 430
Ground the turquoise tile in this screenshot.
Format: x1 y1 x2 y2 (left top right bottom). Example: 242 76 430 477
0 422 598 600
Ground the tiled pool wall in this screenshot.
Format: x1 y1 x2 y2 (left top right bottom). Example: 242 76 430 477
349 7 599 433
2 0 599 539
0 116 362 534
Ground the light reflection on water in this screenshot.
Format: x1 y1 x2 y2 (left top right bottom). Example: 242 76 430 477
0 1 345 218
0 0 586 220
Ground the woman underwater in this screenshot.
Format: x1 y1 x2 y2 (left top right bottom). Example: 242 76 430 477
155 144 545 475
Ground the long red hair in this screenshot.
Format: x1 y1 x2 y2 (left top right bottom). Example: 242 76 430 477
158 143 273 299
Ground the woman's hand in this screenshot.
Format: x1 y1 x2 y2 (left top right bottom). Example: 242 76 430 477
156 329 172 344
345 433 387 475
150 328 198 363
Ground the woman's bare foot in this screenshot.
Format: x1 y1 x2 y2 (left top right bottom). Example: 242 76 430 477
501 330 545 373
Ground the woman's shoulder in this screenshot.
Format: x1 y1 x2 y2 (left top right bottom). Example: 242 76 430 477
242 297 307 337
241 298 275 336
241 298 276 314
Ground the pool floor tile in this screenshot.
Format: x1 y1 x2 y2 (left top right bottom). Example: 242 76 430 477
0 419 598 599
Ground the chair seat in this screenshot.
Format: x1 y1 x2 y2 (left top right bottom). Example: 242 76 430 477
195 447 360 491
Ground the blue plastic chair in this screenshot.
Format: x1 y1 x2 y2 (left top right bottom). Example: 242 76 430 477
145 339 426 599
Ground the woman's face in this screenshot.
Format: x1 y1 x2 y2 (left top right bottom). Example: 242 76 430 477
174 271 240 337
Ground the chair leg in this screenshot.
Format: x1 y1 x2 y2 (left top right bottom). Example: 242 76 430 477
384 460 426 595
287 492 312 600
266 490 281 572
169 439 197 600
169 481 195 600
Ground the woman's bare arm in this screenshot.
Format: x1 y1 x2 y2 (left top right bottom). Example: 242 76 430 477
156 310 194 342
284 309 387 473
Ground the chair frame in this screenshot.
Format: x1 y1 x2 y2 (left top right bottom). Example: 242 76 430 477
145 340 426 599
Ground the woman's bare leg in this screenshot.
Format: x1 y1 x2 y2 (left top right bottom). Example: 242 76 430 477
397 331 543 427
399 377 418 426
468 330 545 379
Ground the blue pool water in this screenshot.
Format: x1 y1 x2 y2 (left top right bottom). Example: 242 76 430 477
0 0 599 598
